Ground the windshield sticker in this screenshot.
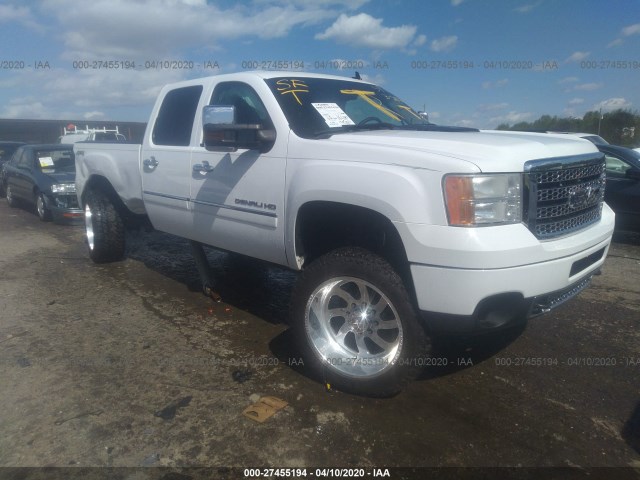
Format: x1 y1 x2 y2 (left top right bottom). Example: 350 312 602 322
276 79 309 105
339 89 401 122
312 103 355 128
39 156 54 168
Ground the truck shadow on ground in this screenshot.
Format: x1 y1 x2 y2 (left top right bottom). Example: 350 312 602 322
125 229 296 325
125 228 528 388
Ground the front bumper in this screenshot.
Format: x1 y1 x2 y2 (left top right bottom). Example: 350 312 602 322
419 270 598 334
406 210 614 334
47 193 83 225
51 207 84 224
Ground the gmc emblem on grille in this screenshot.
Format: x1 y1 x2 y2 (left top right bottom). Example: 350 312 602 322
567 185 594 210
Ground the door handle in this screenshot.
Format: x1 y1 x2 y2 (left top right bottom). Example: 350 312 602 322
193 160 214 173
143 157 159 168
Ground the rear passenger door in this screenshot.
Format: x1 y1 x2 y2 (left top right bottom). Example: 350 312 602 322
141 84 203 236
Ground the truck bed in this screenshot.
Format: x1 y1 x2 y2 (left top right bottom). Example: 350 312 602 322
75 142 145 215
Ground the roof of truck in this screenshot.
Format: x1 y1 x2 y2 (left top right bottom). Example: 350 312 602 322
161 70 372 89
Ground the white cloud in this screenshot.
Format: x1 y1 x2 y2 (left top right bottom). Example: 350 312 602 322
315 13 420 49
40 0 348 59
360 73 386 85
593 97 632 111
0 67 186 120
1 97 50 119
574 82 603 91
430 35 458 53
83 111 106 120
0 4 42 31
413 34 427 47
514 1 542 13
489 111 533 125
622 23 640 36
564 51 590 63
558 76 579 84
477 102 509 112
605 22 640 48
451 0 465 6
0 4 30 21
482 78 509 89
568 98 584 106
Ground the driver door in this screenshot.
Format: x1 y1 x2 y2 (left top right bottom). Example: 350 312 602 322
189 81 287 265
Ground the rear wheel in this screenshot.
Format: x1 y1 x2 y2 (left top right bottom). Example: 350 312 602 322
291 247 430 397
6 184 17 207
84 189 125 263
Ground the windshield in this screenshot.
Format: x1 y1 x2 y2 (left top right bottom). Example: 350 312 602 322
36 149 75 173
265 77 430 138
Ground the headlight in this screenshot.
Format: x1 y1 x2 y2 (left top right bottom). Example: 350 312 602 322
51 183 76 194
444 173 522 226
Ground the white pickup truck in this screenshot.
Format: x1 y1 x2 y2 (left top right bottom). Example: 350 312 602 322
75 71 614 396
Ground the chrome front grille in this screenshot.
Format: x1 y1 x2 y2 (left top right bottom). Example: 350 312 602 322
524 153 606 239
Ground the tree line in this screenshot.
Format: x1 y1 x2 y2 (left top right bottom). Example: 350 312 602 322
495 109 640 147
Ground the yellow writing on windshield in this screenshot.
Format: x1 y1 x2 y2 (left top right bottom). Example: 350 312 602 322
397 105 422 120
339 89 401 122
276 79 309 105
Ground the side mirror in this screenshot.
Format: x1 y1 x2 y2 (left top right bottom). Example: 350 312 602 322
202 105 275 153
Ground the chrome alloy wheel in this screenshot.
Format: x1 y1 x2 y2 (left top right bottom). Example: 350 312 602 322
85 204 95 251
304 276 403 378
36 194 46 219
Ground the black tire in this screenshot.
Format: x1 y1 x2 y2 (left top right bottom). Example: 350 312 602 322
84 188 125 263
6 184 17 207
36 192 51 221
290 247 430 397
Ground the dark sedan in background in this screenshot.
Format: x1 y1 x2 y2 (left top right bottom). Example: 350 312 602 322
1 144 83 224
600 144 640 231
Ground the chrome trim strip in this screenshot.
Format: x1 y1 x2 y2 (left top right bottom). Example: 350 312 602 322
143 190 189 202
524 152 604 172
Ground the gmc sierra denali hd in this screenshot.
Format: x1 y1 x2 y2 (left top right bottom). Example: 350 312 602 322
75 71 614 396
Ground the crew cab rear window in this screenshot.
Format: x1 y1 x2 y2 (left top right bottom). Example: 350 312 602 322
152 85 203 146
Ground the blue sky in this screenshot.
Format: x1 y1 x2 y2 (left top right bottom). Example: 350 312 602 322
0 0 638 128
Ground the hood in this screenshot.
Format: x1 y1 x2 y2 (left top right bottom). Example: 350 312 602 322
44 171 75 185
322 129 600 173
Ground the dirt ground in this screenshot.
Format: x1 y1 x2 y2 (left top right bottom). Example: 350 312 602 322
0 199 639 479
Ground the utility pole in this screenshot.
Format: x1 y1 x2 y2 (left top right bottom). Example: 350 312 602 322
597 107 603 135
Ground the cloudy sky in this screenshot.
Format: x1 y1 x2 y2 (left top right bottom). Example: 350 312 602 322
0 0 638 128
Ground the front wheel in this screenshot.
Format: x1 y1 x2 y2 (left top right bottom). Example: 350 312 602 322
290 247 430 397
36 192 51 221
84 189 125 263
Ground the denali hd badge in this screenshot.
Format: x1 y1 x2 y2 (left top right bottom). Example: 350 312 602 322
235 198 277 211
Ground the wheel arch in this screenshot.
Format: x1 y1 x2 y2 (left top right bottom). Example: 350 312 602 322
82 175 147 228
292 201 414 292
